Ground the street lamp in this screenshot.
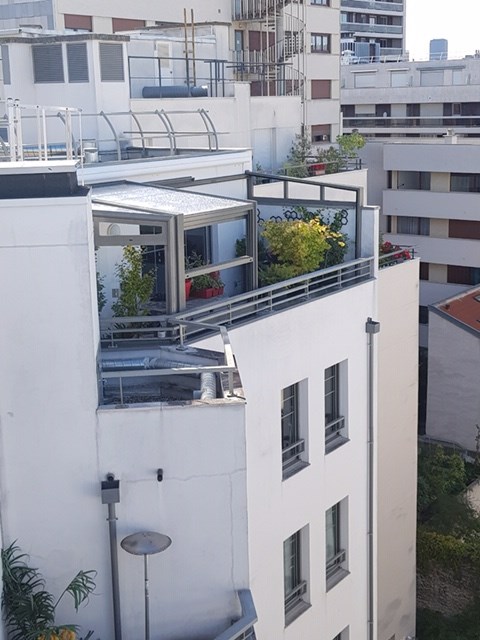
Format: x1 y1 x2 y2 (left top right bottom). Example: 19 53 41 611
121 531 172 640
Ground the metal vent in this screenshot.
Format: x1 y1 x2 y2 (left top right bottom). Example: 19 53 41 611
32 44 64 83
1 44 10 85
99 43 124 82
67 43 89 83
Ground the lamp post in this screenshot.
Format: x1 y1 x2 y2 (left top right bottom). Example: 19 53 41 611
121 531 172 640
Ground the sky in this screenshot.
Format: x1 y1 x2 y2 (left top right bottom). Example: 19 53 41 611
406 0 479 61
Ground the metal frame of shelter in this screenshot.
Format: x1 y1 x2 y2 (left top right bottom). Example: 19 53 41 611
92 182 258 314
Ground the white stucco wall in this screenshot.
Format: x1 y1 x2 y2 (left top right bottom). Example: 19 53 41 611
97 402 249 640
0 191 104 634
426 312 480 451
377 259 419 640
195 277 379 640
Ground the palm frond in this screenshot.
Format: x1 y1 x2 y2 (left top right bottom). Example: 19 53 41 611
56 570 97 611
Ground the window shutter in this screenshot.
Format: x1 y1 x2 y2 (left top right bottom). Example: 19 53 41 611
32 44 64 83
99 43 124 82
67 43 89 83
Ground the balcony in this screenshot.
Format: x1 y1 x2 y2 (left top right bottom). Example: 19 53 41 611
341 22 403 35
383 189 480 221
233 0 296 21
343 115 480 130
341 0 404 12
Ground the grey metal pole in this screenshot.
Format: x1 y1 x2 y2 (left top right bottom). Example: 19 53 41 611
144 554 150 640
107 502 123 640
366 318 380 640
101 477 122 640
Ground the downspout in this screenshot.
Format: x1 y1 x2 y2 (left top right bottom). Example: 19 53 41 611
101 475 122 640
366 318 380 640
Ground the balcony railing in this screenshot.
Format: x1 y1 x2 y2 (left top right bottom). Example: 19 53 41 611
378 246 415 269
326 549 347 579
341 22 403 34
343 115 480 129
325 416 346 446
341 0 404 12
284 580 308 615
214 590 257 640
101 258 374 349
282 439 306 476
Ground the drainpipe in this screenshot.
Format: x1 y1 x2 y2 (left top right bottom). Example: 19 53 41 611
101 474 122 640
366 318 380 640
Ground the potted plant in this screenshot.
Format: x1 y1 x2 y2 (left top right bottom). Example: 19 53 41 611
185 252 204 300
191 270 224 298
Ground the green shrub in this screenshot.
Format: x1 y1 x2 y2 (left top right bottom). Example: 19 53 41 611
112 246 155 317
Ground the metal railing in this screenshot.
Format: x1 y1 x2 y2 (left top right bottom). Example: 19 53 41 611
101 258 374 349
284 581 307 615
341 22 403 34
175 257 374 340
100 321 237 403
343 115 480 129
378 246 415 269
0 100 220 161
341 51 407 65
282 439 306 468
128 55 229 98
326 550 347 579
234 0 297 21
325 416 346 444
0 98 82 162
214 590 257 640
341 0 404 10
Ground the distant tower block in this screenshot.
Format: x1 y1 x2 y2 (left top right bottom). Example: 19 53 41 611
430 39 448 61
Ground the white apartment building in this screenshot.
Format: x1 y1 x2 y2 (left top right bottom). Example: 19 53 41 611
340 0 405 61
426 286 480 452
0 93 418 640
0 0 342 150
341 56 480 138
360 136 480 346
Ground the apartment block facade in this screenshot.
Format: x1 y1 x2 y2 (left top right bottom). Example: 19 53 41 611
361 137 480 346
341 56 480 138
340 0 405 61
0 0 342 150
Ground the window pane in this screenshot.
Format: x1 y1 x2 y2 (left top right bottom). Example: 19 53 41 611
451 173 480 193
325 365 338 423
284 532 300 594
282 384 298 449
326 504 339 561
397 216 430 235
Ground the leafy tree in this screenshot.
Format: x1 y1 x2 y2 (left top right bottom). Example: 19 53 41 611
1 543 96 640
284 133 311 177
417 446 467 514
112 246 155 317
260 218 331 284
96 272 106 313
317 132 365 174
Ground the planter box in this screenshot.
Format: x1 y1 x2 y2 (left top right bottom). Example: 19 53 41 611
308 162 326 176
191 286 224 299
185 279 192 299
